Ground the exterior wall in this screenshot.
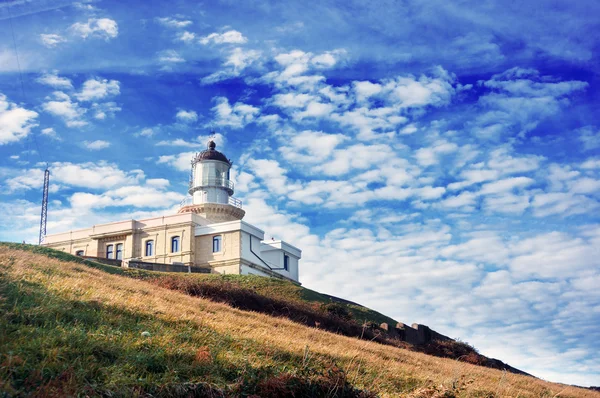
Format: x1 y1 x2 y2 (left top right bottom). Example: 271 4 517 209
241 264 271 277
260 240 301 281
44 210 302 283
194 230 241 274
44 213 204 266
240 230 266 266
133 223 195 266
195 221 299 283
259 249 299 281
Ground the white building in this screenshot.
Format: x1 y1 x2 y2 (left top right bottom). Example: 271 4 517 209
43 141 301 283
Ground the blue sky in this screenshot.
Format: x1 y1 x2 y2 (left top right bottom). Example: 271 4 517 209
1 0 599 386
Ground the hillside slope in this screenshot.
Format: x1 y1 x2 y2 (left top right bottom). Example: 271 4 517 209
0 244 597 397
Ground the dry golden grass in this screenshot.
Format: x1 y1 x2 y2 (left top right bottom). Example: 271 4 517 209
1 247 597 397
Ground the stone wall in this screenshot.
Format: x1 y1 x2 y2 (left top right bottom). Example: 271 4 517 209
380 322 452 345
81 256 122 267
126 259 211 273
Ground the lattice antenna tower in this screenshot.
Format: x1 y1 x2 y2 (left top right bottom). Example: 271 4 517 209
39 168 50 245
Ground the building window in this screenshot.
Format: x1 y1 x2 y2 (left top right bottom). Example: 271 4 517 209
106 244 114 259
213 235 222 253
145 240 154 256
116 243 123 260
76 250 84 256
171 236 180 253
284 254 289 271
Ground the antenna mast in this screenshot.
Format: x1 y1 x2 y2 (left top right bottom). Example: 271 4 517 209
39 168 50 245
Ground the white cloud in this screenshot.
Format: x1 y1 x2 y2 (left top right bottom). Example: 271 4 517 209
532 192 598 217
438 191 478 210
400 124 418 135
76 78 120 101
40 33 67 48
177 31 196 42
474 68 588 139
157 151 195 171
155 17 192 29
5 161 144 192
0 94 39 145
146 178 170 188
414 140 458 167
156 138 201 147
201 47 261 84
158 49 185 64
41 91 87 127
568 177 600 194
330 106 407 140
483 68 588 97
36 72 73 90
175 109 198 123
353 80 383 102
293 101 334 120
247 159 301 195
479 176 534 195
71 185 184 210
70 18 119 40
380 67 456 108
261 49 345 90
483 193 530 214
40 127 60 140
509 231 599 280
91 102 121 119
581 158 600 169
199 30 247 45
488 147 543 174
546 163 580 192
275 21 304 34
271 93 317 109
311 50 345 68
83 140 110 150
138 128 155 137
211 96 259 129
280 130 347 164
578 126 600 151
314 143 398 176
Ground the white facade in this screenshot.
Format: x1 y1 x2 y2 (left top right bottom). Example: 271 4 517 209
195 220 301 281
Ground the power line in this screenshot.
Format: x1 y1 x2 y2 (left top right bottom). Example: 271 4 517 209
7 3 50 244
7 2 44 166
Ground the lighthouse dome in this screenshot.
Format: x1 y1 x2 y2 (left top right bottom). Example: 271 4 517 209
192 141 231 165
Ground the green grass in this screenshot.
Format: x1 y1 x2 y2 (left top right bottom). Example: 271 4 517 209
141 270 398 327
0 246 375 396
1 243 597 398
0 242 397 326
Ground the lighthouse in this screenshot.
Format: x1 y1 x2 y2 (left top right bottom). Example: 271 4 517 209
178 140 245 222
43 137 301 283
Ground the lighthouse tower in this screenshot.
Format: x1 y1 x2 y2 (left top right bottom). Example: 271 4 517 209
178 140 245 222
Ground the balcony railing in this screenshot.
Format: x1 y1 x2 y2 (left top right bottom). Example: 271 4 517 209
229 196 243 208
179 196 243 209
189 178 234 194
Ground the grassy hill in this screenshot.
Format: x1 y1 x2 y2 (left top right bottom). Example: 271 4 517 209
1 243 598 397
